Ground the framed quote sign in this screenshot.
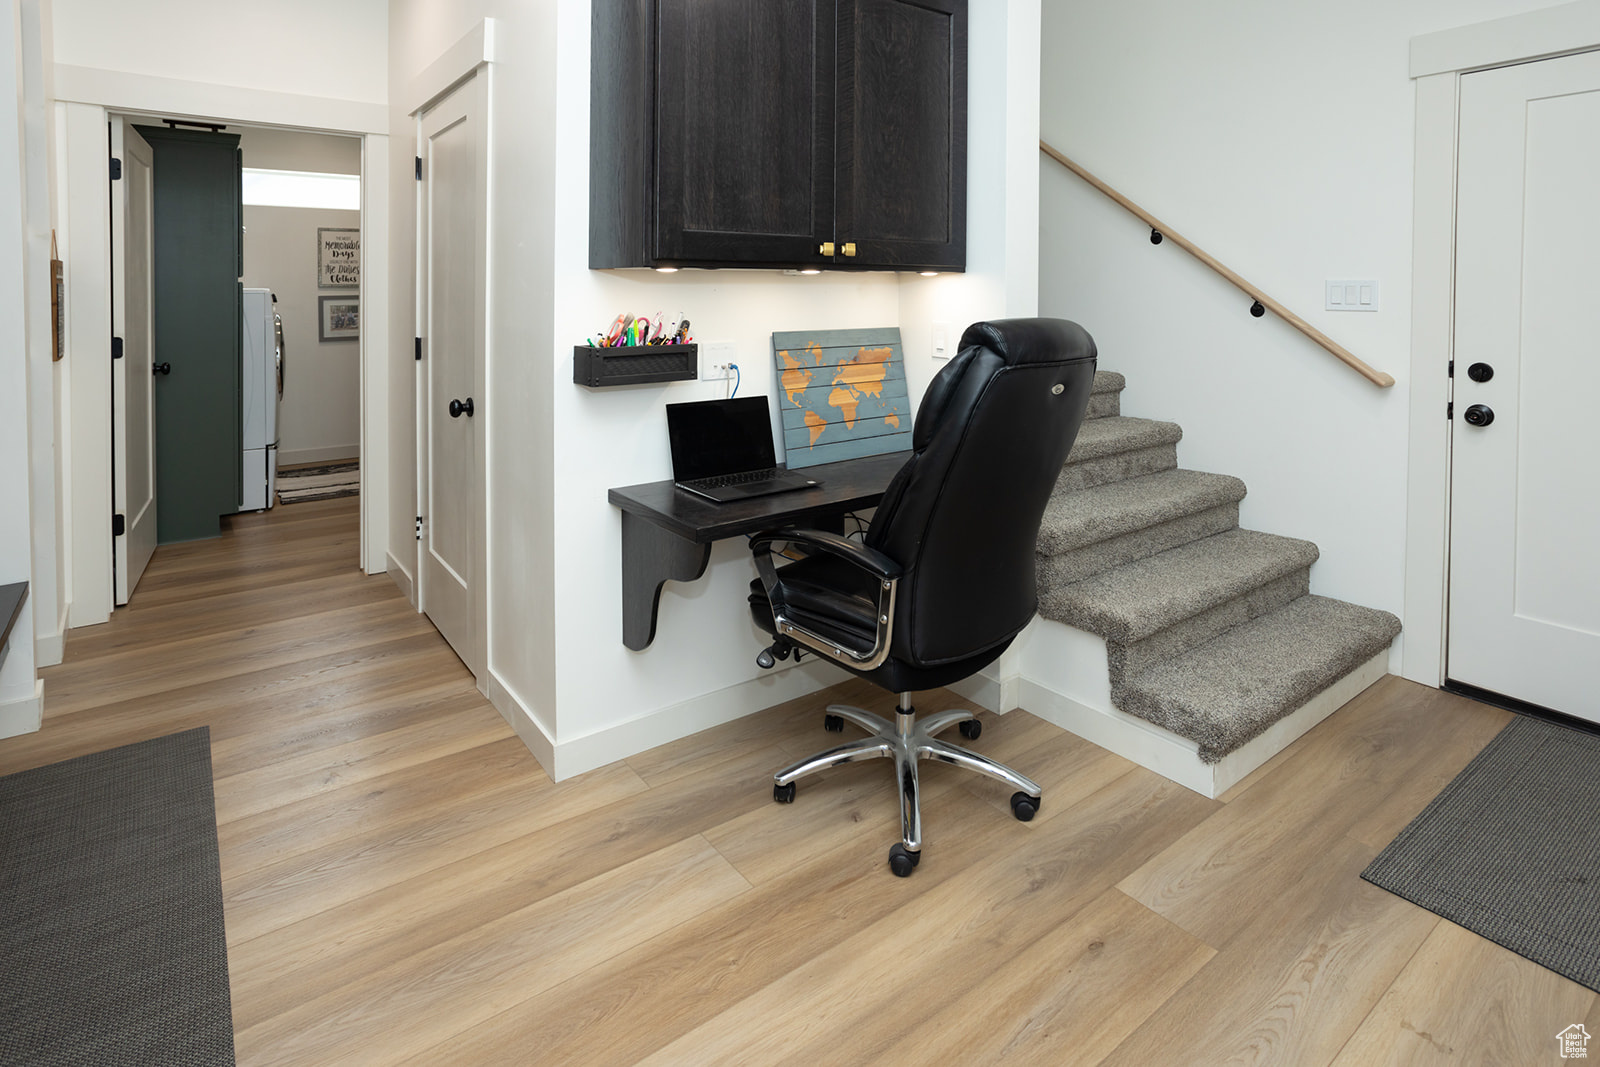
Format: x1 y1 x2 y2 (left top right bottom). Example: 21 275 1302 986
317 227 360 289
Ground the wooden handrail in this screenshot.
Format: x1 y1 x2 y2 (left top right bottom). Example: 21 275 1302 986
1040 141 1395 389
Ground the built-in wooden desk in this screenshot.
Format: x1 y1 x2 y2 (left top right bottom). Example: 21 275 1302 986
608 451 908 650
0 582 27 671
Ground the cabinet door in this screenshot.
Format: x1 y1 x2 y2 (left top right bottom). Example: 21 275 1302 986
835 0 966 270
654 0 835 266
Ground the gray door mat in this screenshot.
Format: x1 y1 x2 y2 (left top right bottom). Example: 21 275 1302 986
1362 714 1600 992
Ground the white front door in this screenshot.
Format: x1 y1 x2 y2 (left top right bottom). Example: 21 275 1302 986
1449 50 1600 719
418 74 487 675
111 119 157 605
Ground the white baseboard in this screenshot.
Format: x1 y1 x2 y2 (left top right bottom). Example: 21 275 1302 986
0 680 44 739
1018 650 1393 799
506 659 847 782
35 602 67 668
482 669 556 776
385 552 415 608
945 667 1021 714
278 445 360 468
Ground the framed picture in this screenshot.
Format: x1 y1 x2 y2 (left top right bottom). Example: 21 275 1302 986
318 295 360 342
317 226 360 289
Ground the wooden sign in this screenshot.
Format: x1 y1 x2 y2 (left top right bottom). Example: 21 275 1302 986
771 327 911 469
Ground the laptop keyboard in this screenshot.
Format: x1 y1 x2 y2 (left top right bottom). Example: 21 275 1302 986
685 468 779 490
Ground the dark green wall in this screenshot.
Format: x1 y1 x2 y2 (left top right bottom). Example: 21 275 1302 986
137 126 242 544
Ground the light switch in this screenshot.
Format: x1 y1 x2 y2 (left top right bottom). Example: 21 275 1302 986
1326 279 1380 312
932 321 950 360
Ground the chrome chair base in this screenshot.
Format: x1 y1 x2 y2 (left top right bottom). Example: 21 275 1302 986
772 695 1041 876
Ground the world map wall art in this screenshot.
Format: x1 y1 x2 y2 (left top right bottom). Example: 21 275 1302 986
770 327 914 469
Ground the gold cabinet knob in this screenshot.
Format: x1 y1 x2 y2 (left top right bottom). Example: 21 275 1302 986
819 241 836 256
842 242 857 257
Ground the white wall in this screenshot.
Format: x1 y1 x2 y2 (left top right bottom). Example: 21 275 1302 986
2 0 42 734
389 0 1042 779
1037 0 1561 664
240 126 363 466
51 0 386 104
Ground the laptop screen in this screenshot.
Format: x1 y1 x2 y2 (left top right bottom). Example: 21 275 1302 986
666 396 779 482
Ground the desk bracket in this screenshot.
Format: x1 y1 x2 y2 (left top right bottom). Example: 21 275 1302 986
621 511 711 651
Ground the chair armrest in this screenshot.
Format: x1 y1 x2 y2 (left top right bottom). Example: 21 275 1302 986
749 528 901 671
747 528 902 581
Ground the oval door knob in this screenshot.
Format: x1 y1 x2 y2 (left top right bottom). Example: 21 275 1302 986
1463 403 1495 427
152 362 171 376
1467 362 1495 383
448 397 474 418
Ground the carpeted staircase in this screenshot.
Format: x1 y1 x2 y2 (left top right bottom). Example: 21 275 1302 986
1032 370 1400 770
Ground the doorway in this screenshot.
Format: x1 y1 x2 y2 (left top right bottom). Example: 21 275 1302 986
61 97 389 628
1445 50 1600 721
1404 11 1600 719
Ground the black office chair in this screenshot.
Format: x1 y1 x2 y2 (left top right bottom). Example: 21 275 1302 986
748 318 1097 876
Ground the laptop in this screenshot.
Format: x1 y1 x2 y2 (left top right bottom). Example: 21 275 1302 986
666 396 822 503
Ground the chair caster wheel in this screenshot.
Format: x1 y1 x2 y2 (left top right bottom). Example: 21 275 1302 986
1010 791 1039 822
888 842 921 877
958 719 982 740
823 713 844 733
774 782 796 804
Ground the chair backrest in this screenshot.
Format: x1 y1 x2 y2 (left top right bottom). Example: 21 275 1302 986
866 318 1097 666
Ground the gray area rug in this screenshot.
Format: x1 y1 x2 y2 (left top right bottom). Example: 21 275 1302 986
278 460 359 503
0 728 236 1066
1362 715 1600 991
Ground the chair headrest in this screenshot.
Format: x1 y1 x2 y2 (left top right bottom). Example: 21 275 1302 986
957 318 1096 367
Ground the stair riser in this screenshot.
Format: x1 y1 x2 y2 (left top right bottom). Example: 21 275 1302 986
1085 391 1121 420
1108 570 1310 691
1058 444 1177 493
1037 503 1240 586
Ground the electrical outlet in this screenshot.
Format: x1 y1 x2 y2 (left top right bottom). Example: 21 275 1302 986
701 341 737 381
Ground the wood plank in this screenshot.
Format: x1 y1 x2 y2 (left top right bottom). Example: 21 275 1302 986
1330 920 1596 1065
1099 835 1439 1067
233 837 752 1067
1118 675 1497 948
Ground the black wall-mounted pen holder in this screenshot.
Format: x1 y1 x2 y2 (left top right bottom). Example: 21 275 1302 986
573 343 698 387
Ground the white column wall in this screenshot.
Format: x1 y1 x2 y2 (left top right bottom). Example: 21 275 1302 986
2 0 42 734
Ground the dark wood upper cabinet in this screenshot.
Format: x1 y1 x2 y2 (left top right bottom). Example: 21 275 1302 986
590 0 966 272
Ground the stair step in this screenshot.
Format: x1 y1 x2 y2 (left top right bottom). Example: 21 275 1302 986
1086 370 1127 419
1038 468 1246 558
1059 417 1182 491
1117 595 1402 763
1038 528 1319 644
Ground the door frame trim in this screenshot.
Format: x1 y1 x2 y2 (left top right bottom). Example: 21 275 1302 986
56 77 389 626
413 23 494 682
1403 7 1600 688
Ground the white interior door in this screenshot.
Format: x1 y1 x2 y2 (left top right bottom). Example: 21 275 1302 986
418 74 486 675
111 119 157 605
1449 51 1600 718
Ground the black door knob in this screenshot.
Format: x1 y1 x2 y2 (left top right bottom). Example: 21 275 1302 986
1467 362 1494 383
1463 403 1495 427
153 362 171 376
448 397 474 418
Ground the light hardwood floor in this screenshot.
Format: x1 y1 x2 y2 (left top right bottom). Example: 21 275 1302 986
6 496 1593 1064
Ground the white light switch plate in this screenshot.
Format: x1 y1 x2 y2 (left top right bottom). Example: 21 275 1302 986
932 321 951 360
1325 279 1380 311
